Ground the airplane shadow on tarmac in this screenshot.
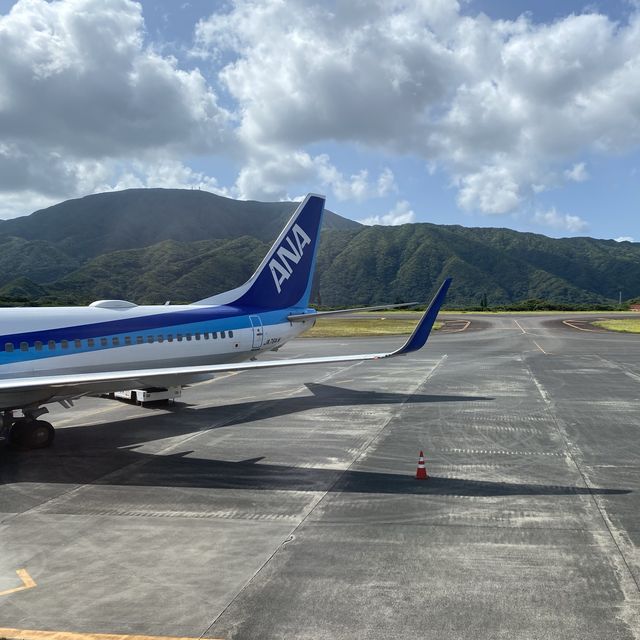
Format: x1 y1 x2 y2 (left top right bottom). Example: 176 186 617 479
0 384 630 498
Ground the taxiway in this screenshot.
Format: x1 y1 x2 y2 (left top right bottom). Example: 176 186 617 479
1 314 640 639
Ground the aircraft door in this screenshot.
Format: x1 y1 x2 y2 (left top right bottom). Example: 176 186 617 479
249 315 264 350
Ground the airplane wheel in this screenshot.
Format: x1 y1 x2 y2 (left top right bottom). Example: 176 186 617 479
8 418 27 449
9 419 54 450
27 420 55 449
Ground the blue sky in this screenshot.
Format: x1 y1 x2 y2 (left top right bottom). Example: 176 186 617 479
0 0 639 242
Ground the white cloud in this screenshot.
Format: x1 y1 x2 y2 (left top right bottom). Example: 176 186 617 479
0 0 230 156
100 158 230 195
233 148 396 203
4 0 640 222
615 236 634 242
196 0 459 149
360 200 416 226
316 162 397 202
0 155 229 218
376 167 398 197
456 165 522 214
0 0 231 216
533 207 589 233
564 162 589 182
0 190 61 220
195 1 640 214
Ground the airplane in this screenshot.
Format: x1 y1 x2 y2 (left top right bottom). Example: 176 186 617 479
0 194 451 450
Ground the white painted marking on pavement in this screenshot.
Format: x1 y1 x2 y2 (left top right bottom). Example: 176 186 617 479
533 341 550 355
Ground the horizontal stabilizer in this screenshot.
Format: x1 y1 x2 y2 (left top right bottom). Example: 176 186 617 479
288 301 419 321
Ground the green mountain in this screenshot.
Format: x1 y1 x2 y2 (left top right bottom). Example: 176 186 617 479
0 188 360 261
49 237 270 304
316 224 639 307
0 188 638 307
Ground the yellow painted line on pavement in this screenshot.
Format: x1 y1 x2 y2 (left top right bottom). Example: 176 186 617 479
0 570 36 597
562 320 600 332
442 320 471 333
0 630 222 640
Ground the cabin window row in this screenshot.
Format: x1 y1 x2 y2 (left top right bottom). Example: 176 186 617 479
3 330 234 353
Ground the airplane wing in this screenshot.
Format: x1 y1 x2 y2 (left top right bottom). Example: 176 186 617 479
0 279 451 403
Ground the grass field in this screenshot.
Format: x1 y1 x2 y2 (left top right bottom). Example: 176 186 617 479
301 318 442 338
448 310 632 315
592 319 640 333
361 309 633 315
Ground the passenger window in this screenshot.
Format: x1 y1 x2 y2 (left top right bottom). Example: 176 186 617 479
124 336 132 346
74 339 82 348
157 335 164 343
136 336 144 344
212 332 217 339
60 340 68 349
195 333 201 340
112 337 119 346
167 335 173 342
220 331 226 339
35 341 43 352
4 343 14 353
228 330 234 338
48 340 56 351
204 332 209 340
184 333 191 341
177 334 183 342
147 336 154 344
88 338 95 347
100 338 108 347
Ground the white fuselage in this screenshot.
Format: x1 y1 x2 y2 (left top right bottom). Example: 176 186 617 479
0 303 313 381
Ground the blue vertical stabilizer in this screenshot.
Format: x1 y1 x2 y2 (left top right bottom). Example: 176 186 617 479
193 194 325 309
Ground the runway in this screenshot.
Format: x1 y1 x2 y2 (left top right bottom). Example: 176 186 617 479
1 314 640 639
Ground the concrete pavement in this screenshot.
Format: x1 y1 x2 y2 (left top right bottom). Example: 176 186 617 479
1 314 640 639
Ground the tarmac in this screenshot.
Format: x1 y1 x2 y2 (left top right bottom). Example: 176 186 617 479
1 313 640 639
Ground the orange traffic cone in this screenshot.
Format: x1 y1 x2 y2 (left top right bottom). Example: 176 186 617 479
416 450 429 480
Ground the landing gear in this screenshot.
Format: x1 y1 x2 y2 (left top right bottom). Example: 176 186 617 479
9 419 55 450
3 408 55 450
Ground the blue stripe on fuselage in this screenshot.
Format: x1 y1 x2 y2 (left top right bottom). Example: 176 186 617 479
0 305 289 346
0 306 308 366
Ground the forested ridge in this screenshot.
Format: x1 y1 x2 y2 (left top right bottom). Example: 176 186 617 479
0 188 637 308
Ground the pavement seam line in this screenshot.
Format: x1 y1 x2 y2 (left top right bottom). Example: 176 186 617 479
197 354 447 638
595 355 640 385
301 521 605 533
525 359 640 604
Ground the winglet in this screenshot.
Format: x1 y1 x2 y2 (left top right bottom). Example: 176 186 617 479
388 278 452 356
